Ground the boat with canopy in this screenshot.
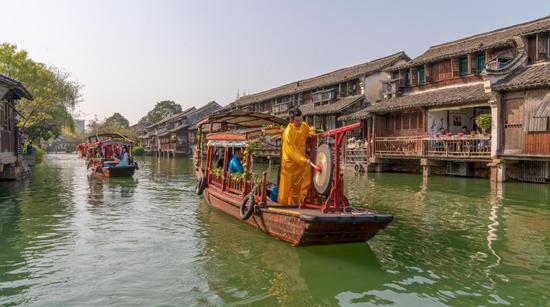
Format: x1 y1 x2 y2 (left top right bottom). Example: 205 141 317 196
194 112 393 246
86 133 138 177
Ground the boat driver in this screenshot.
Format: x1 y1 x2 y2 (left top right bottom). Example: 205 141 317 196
278 108 315 205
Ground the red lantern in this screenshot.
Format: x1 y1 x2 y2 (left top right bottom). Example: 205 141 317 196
98 140 103 146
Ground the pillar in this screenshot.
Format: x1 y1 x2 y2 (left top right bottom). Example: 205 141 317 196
420 158 431 180
489 159 506 183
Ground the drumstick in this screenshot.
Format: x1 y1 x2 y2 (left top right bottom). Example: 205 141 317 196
310 161 321 172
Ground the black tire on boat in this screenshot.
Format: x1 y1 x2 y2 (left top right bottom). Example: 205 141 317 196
240 193 255 220
134 162 139 170
195 175 207 195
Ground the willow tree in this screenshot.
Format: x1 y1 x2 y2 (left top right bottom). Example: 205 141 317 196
0 43 82 140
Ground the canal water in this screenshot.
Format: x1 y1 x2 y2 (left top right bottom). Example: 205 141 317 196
0 154 548 306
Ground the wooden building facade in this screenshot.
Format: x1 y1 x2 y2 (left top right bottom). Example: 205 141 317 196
231 52 410 131
340 16 550 183
0 74 33 180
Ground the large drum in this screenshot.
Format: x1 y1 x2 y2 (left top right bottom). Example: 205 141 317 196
313 144 333 195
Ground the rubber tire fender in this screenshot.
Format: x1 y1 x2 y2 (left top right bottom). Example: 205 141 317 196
240 193 256 220
134 162 139 170
195 175 207 195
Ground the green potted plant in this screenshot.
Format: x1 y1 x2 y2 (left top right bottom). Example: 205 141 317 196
475 114 492 133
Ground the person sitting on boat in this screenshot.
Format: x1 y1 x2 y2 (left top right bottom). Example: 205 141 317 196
103 146 130 168
278 108 315 205
117 146 130 167
226 148 244 174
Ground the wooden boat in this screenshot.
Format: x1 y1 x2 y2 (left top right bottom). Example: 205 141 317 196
194 112 393 246
86 133 138 178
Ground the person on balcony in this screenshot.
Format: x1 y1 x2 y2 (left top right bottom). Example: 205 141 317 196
226 148 244 174
278 108 316 205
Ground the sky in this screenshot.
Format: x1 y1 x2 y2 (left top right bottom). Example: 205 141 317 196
0 0 549 125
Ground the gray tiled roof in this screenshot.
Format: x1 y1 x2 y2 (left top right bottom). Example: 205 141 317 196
389 15 550 71
233 51 409 107
300 95 363 116
339 84 488 121
493 62 550 91
0 74 33 100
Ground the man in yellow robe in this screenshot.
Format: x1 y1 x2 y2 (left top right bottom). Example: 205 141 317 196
278 109 315 205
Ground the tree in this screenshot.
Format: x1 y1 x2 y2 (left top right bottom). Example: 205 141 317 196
0 43 81 140
85 113 137 141
141 100 181 124
105 112 129 128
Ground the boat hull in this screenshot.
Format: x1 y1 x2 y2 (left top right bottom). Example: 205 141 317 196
203 186 392 246
91 165 136 178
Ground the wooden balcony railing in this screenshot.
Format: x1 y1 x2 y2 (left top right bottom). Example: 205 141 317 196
425 137 490 158
374 136 425 157
373 136 491 159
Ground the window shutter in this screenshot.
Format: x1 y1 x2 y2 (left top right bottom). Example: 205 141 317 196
411 67 418 86
399 70 406 87
451 58 460 77
537 34 548 59
424 64 431 82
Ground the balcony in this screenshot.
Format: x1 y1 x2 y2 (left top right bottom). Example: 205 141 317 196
374 136 491 160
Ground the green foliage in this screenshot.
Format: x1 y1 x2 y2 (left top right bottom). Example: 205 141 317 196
87 113 136 142
0 43 81 141
34 147 44 163
140 100 182 124
105 112 129 128
132 146 145 156
211 167 224 178
475 114 492 131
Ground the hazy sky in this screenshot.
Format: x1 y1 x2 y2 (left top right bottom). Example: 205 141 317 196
1 0 549 124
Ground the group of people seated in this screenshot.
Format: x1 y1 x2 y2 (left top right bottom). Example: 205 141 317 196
347 137 368 149
87 144 130 168
435 126 489 138
103 145 130 168
434 126 490 150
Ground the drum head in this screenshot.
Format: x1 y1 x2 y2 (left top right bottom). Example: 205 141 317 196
313 144 333 195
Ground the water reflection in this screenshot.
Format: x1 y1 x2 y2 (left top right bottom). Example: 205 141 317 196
196 200 388 305
0 155 548 306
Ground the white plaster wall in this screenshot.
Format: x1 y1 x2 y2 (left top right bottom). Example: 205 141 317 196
448 109 474 134
428 110 448 135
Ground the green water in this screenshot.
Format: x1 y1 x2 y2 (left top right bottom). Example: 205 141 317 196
0 154 549 306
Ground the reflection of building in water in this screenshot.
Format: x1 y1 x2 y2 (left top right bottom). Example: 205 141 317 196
196 200 388 305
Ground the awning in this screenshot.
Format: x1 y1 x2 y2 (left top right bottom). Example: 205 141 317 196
534 92 550 118
207 140 247 148
339 83 488 121
300 94 363 116
197 111 287 128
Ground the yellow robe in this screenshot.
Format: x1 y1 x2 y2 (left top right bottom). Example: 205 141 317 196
278 122 315 205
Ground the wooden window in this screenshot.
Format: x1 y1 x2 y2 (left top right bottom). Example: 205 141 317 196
527 36 537 64
418 111 424 128
410 112 418 129
405 71 411 86
474 54 485 74
459 57 468 76
402 113 410 129
396 113 401 129
417 66 425 84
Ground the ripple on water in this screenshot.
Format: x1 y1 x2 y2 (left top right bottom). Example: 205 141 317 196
0 155 549 306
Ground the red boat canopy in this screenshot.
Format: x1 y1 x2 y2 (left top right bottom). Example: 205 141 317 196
197 112 288 128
